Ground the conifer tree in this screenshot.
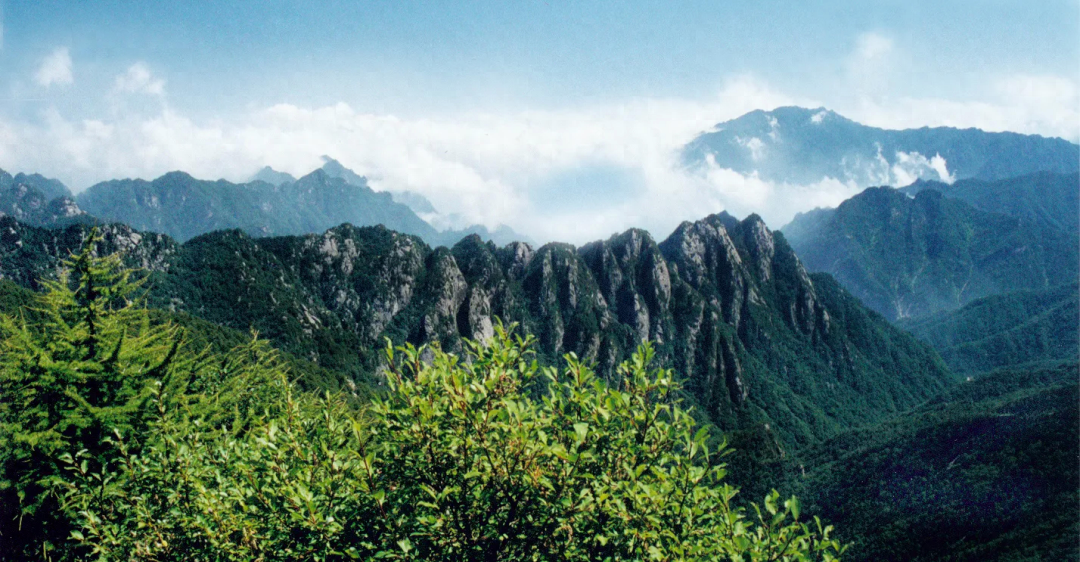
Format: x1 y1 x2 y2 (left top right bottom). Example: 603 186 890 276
0 230 184 559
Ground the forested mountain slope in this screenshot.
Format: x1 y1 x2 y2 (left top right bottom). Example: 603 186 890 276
787 362 1078 562
900 172 1079 235
781 187 1077 321
0 279 350 394
0 213 950 453
898 283 1078 376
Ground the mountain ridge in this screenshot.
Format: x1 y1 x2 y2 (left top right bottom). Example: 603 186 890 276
781 183 1078 321
683 106 1080 189
899 171 1079 235
0 212 950 456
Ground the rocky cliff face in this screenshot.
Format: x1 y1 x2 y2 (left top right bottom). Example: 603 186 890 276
0 213 949 450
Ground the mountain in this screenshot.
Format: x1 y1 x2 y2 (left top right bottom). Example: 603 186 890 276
0 169 92 228
317 156 438 222
4 160 524 248
683 107 1080 187
900 171 1080 235
7 172 72 201
898 283 1079 376
318 156 370 189
317 156 527 246
249 165 297 186
0 213 950 458
781 186 1078 321
0 278 352 395
788 361 1078 562
390 190 438 214
76 169 442 243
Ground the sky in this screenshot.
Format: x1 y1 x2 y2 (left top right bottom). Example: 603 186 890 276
0 1 1077 243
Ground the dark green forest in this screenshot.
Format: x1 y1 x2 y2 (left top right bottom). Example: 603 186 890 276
786 362 1078 562
899 283 1078 376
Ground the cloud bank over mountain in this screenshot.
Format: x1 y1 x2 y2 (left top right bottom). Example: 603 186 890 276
1 35 1077 244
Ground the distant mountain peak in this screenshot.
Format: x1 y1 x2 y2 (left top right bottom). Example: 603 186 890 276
0 175 91 228
297 168 333 183
319 156 367 187
158 170 197 183
686 106 1078 186
12 172 72 200
250 166 296 186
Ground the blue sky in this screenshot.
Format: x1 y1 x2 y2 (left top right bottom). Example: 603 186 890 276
1 1 1077 241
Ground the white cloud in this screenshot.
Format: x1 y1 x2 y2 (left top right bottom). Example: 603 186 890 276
834 32 1079 142
0 74 817 244
736 136 766 161
114 62 165 96
928 154 954 184
891 151 954 186
1 57 1076 246
846 73 1080 142
692 157 862 227
34 47 73 88
767 116 780 141
854 32 893 62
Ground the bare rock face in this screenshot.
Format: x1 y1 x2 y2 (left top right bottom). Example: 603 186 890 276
451 235 508 343
499 241 534 281
660 215 754 331
580 229 673 344
461 285 494 342
740 214 775 283
0 177 90 228
420 249 468 345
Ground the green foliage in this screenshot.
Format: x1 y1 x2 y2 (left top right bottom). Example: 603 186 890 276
0 232 185 557
55 325 843 561
370 331 840 560
0 280 40 319
0 232 289 559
